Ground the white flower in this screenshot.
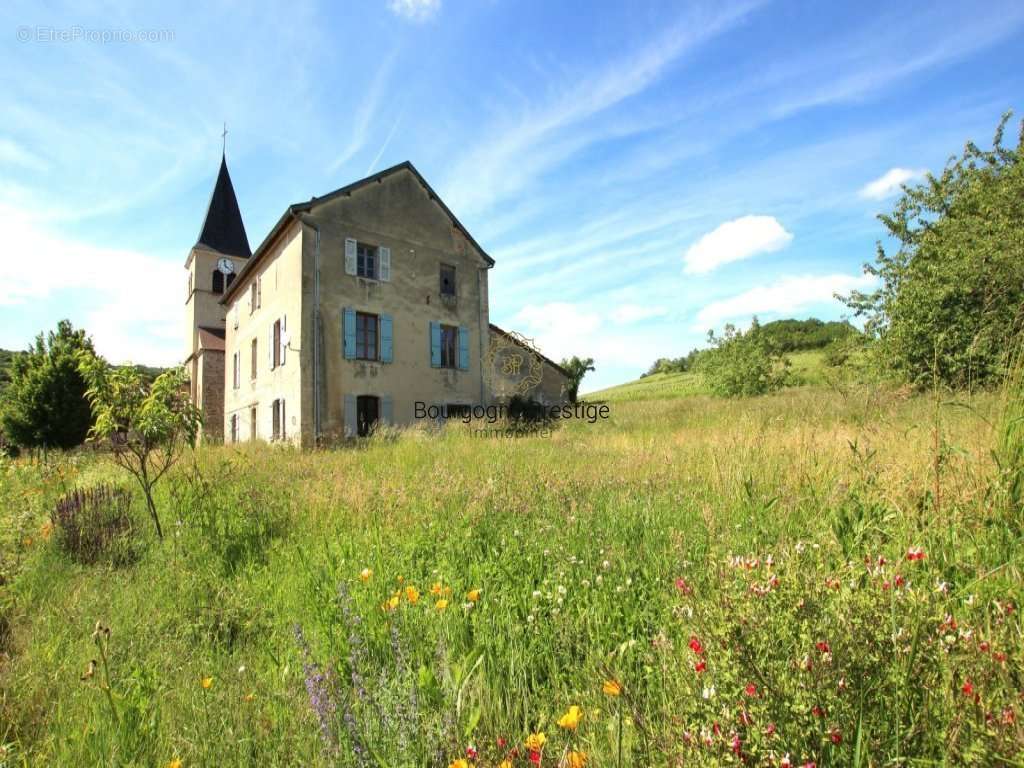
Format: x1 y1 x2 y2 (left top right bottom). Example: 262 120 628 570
701 685 716 700
532 590 542 599
602 560 611 570
557 585 567 595
527 614 535 623
596 575 604 585
237 665 246 675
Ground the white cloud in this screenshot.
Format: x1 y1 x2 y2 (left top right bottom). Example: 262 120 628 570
0 205 182 366
694 272 877 330
683 215 792 274
387 0 441 22
0 138 46 171
858 167 926 200
610 304 668 324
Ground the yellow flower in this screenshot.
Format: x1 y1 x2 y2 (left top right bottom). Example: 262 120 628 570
201 677 214 690
558 705 583 730
243 692 255 703
602 679 622 697
525 732 546 751
40 520 54 540
499 762 513 768
435 598 449 611
166 759 183 768
397 575 404 583
405 585 420 604
431 582 443 595
384 594 400 611
359 568 373 582
448 760 472 768
22 537 32 547
567 751 587 768
467 588 482 602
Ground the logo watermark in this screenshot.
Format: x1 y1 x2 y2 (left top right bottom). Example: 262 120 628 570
16 26 175 44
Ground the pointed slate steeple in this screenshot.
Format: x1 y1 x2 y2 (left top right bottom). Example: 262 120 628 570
196 154 251 258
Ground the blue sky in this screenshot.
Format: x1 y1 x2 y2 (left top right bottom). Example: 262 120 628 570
1 0 1022 392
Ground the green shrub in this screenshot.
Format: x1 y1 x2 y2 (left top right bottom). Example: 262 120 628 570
697 322 790 397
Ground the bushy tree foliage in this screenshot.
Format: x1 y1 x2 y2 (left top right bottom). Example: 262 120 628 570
753 318 858 353
842 112 1024 387
559 356 595 403
0 320 95 451
77 358 201 540
697 321 789 397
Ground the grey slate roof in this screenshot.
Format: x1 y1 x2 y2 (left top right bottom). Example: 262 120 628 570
196 155 251 258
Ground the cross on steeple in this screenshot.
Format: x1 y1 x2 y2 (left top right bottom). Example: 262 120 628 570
221 122 228 156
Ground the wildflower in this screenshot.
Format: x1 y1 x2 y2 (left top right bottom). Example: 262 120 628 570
466 744 478 759
167 760 183 768
243 692 255 703
961 679 974 697
701 685 716 700
674 577 693 595
780 755 792 768
467 588 482 602
558 705 583 730
694 660 707 673
359 568 372 582
405 585 420 604
567 750 588 768
764 722 776 736
811 704 825 718
688 635 704 655
815 641 831 654
431 582 443 595
448 760 471 768
40 520 54 540
829 727 842 744
525 732 546 751
906 547 926 561
744 682 757 697
201 677 214 690
499 762 513 768
602 678 622 697
384 594 400 611
731 733 742 756
435 598 449 611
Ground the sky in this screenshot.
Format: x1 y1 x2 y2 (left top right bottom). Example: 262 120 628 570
0 0 1022 393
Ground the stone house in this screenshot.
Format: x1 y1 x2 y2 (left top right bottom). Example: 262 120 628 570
184 156 569 445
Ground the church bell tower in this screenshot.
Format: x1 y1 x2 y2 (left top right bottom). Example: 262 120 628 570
184 150 251 442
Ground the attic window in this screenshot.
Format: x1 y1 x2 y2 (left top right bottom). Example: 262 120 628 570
440 264 456 297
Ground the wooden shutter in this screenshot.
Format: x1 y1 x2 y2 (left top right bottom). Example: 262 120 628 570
268 324 275 369
379 247 391 281
429 321 441 368
381 395 393 425
344 394 356 438
343 308 356 359
380 314 393 363
281 399 286 439
458 326 470 370
344 238 357 275
281 315 287 366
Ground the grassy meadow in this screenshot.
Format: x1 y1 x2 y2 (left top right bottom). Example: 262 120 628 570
1 380 1023 766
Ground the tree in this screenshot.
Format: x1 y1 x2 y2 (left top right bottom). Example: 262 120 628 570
841 112 1024 388
697 321 789 397
77 358 201 539
560 356 596 403
0 320 95 452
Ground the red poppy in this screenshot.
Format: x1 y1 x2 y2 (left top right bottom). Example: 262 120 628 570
731 733 742 756
815 641 831 654
688 635 704 656
906 547 926 561
812 705 825 718
744 683 757 697
695 660 707 673
829 728 842 745
497 737 507 748
529 749 541 765
962 679 974 697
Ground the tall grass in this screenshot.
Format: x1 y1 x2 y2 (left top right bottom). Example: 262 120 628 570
0 387 1021 766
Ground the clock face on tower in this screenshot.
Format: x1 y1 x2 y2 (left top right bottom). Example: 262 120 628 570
216 257 235 274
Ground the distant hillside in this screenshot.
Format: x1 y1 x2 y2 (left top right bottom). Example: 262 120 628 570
590 349 831 402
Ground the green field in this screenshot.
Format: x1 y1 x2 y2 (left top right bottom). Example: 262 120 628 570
1 381 1022 766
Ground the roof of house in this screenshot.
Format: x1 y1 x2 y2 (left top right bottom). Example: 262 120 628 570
196 154 252 259
489 324 570 378
220 161 493 305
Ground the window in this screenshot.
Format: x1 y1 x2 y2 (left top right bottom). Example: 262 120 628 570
357 243 377 278
356 312 378 360
272 399 286 440
249 406 257 441
226 273 236 290
230 414 239 443
440 324 458 369
356 395 379 437
232 352 240 389
272 319 282 369
251 338 257 380
250 282 257 314
212 270 224 294
440 264 456 296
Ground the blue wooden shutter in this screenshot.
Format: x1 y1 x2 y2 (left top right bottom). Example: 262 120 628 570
343 307 356 359
429 321 441 368
458 326 470 370
344 394 356 437
380 314 393 363
381 395 393 425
